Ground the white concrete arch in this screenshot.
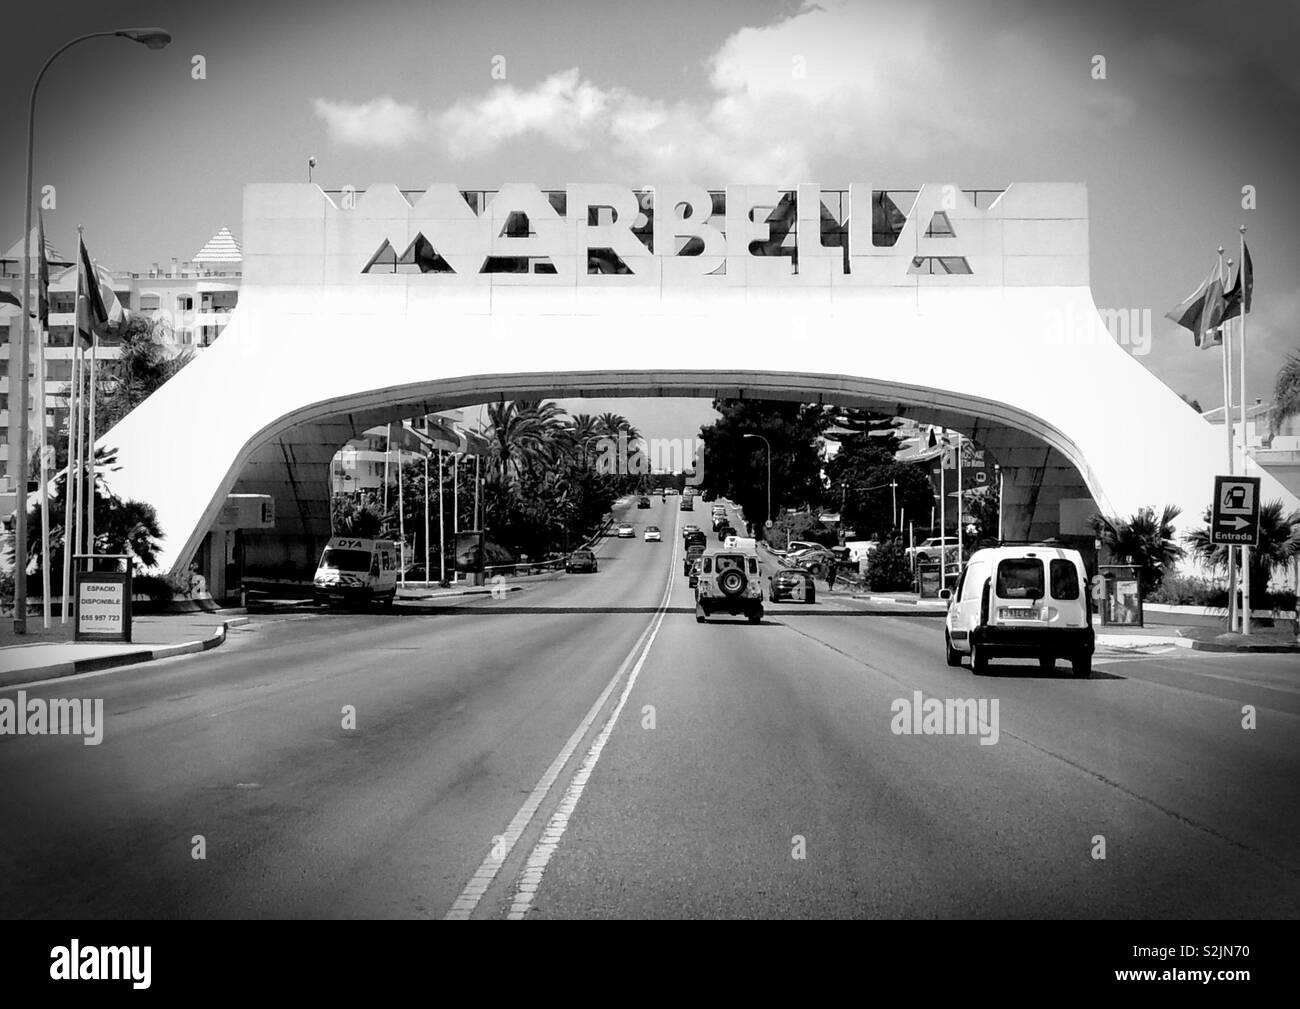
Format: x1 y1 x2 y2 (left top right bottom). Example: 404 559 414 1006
94 182 1299 576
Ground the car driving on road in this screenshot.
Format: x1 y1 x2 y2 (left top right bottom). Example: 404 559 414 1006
565 548 599 573
616 523 635 538
769 567 817 603
695 550 764 624
644 525 661 542
943 544 1094 677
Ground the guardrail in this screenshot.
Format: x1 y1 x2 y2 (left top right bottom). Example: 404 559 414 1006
479 515 617 578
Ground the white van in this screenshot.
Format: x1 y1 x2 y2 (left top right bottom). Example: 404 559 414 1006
313 537 399 607
724 535 758 553
942 544 1094 677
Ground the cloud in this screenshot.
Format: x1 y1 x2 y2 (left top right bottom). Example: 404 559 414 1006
310 0 1135 178
313 95 426 150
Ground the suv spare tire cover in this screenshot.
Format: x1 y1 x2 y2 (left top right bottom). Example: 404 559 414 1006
719 568 747 597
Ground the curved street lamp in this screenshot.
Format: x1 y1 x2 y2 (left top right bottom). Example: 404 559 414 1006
12 27 171 633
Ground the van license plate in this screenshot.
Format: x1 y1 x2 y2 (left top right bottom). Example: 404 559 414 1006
1000 607 1038 620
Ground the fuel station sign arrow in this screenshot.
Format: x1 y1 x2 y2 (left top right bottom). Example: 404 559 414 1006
1211 475 1261 546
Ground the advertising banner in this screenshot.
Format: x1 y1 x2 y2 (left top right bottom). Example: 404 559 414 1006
74 571 133 642
454 531 486 573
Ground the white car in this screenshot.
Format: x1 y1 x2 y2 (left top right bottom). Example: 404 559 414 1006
907 536 960 564
617 523 635 538
643 526 661 542
943 544 1094 677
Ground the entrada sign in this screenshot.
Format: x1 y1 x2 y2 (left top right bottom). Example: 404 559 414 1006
354 183 995 284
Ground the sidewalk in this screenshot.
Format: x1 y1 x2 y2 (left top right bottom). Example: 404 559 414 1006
0 611 249 687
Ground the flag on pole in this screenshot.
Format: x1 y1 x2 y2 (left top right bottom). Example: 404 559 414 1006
37 212 49 327
76 236 129 347
0 289 19 308
1222 240 1253 322
1164 257 1229 349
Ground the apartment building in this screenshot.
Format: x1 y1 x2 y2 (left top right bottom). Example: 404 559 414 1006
0 226 242 506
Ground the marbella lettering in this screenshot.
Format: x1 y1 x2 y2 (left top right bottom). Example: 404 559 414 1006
352 182 996 284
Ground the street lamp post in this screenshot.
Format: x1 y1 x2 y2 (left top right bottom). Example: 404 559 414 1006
11 26 171 633
742 433 771 533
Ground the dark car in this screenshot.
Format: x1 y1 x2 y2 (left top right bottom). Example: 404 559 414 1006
637 496 651 508
769 567 817 603
684 530 708 550
565 548 598 573
716 523 736 542
683 544 706 576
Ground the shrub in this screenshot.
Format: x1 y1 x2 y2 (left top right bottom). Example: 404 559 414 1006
132 574 174 601
865 537 913 592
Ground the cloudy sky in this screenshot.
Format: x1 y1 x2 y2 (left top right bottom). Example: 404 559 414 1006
2 0 1297 439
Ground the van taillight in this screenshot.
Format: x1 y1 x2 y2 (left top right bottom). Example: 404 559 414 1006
980 578 991 626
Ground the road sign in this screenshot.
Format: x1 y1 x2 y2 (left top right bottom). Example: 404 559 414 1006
1211 475 1260 546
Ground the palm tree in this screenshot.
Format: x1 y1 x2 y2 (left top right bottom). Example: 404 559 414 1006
1188 501 1300 601
484 400 559 485
1091 504 1185 595
1271 350 1300 435
596 411 641 446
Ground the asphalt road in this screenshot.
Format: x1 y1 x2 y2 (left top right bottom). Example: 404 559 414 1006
0 495 1296 919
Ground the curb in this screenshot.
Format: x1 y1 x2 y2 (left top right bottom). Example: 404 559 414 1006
0 616 250 689
397 584 524 601
1185 639 1300 653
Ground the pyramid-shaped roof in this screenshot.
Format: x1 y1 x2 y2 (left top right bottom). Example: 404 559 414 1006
2 227 68 264
193 226 242 263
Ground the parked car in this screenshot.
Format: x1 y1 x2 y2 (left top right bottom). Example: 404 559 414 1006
616 523 635 538
908 536 960 565
724 535 758 553
644 525 661 542
683 544 706 576
681 524 702 540
769 567 817 603
716 522 736 542
695 551 764 623
943 544 1094 677
684 530 708 550
565 548 599 573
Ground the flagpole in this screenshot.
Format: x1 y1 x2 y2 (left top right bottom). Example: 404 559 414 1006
68 342 83 597
397 433 405 584
86 329 98 564
382 424 391 531
60 248 80 624
1238 225 1250 636
438 449 446 585
424 452 430 583
1219 246 1237 632
37 314 50 629
956 432 963 570
939 435 947 582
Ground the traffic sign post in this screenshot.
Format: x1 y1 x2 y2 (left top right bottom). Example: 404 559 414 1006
1211 475 1260 637
1210 475 1260 546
